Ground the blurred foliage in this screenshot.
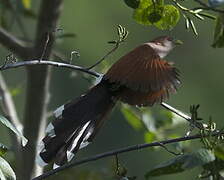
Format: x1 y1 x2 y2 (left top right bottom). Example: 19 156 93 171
121 104 186 143
212 13 224 47
0 156 16 180
132 0 180 30
124 0 224 43
0 115 27 146
145 148 215 178
0 143 8 156
209 0 224 7
0 114 28 180
0 0 224 179
22 0 31 9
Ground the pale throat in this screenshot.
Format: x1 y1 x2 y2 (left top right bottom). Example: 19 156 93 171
146 42 173 58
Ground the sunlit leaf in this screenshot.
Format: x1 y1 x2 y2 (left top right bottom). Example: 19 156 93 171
215 145 224 160
148 5 163 23
0 157 16 180
0 144 8 156
212 14 224 48
133 1 179 30
145 149 215 178
9 88 21 97
154 5 180 30
22 0 31 9
0 115 28 146
133 6 153 26
138 0 153 9
133 0 155 25
121 105 143 131
144 132 156 142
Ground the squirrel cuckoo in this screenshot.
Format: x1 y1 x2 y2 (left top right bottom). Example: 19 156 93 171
36 36 181 168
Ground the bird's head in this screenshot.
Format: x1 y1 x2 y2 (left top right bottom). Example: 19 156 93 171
146 36 183 58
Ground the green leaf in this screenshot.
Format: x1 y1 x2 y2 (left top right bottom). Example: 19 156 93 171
22 0 31 9
0 157 16 180
133 1 180 30
212 14 224 48
133 6 153 26
124 0 140 9
0 144 8 156
0 115 28 146
154 5 180 30
145 149 215 178
148 5 164 23
215 146 224 160
121 105 143 131
9 88 21 97
138 0 153 9
144 131 156 142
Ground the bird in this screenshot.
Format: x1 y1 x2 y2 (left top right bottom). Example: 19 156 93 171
36 35 182 168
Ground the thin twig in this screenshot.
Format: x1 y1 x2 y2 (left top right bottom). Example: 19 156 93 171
86 43 120 70
161 102 205 130
0 73 22 132
0 72 24 177
0 60 205 130
158 142 182 156
0 60 101 77
115 154 120 175
32 132 222 180
86 25 128 70
39 33 50 61
0 72 23 147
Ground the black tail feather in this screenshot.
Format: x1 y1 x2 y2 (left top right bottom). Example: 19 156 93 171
36 82 115 167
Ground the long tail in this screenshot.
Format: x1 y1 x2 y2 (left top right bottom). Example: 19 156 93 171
36 82 115 168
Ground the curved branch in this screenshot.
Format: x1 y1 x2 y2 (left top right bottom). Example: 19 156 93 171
0 60 101 77
32 132 221 180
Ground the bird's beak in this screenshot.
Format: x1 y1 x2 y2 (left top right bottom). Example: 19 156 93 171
174 39 183 45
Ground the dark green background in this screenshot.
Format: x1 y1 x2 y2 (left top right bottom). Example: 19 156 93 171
1 0 224 179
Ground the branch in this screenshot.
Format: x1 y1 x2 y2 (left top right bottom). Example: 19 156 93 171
86 25 129 70
0 60 100 77
0 73 22 132
161 102 206 130
0 28 30 58
32 132 222 180
86 43 121 70
1 60 206 131
21 0 64 179
0 72 23 153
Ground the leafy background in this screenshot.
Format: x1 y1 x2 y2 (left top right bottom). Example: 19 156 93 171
0 0 224 179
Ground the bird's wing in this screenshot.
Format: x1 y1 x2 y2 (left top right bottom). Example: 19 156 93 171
104 44 180 93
